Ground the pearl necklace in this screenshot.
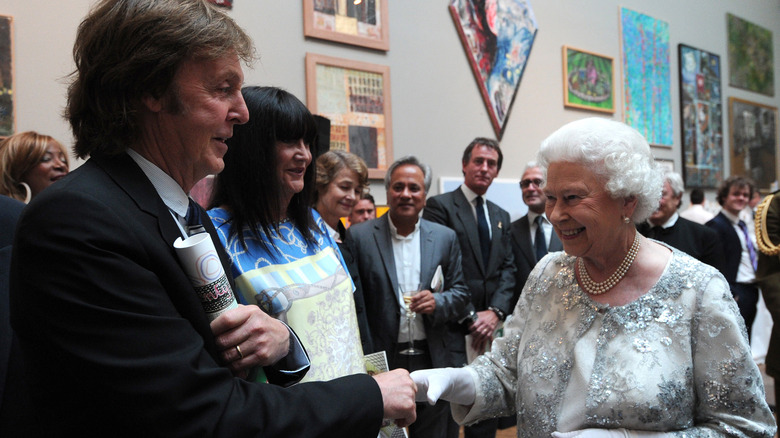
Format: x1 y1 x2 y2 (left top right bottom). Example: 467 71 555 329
577 231 641 295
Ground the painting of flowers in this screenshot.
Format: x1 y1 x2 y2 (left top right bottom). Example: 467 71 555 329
449 0 538 139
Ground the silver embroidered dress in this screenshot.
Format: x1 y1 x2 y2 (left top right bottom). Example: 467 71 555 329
452 248 776 437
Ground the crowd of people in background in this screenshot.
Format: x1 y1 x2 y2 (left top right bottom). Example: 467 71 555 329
0 0 778 437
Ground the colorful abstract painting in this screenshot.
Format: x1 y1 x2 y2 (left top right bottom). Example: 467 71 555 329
562 46 614 113
728 14 774 96
620 8 673 147
449 0 538 139
678 44 723 188
729 97 777 191
0 16 13 137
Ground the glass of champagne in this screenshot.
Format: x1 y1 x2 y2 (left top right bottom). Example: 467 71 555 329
400 287 423 355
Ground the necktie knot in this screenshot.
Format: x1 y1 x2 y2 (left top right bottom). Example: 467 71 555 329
185 198 206 236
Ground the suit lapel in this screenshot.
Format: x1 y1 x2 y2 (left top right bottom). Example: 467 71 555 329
373 216 400 296
486 200 504 271
512 216 536 266
418 221 434 289
453 190 485 273
548 225 563 252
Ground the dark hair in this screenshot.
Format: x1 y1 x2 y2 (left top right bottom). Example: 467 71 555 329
210 86 319 253
67 0 254 158
716 175 755 206
462 137 503 170
689 188 704 205
360 193 375 204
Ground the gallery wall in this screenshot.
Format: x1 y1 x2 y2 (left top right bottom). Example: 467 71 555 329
1 0 779 210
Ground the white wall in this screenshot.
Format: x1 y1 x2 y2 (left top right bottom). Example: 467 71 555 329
1 0 779 209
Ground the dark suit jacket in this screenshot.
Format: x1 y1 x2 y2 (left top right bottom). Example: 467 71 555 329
706 212 744 283
423 189 516 317
0 196 42 437
10 153 383 437
345 215 470 368
509 214 562 309
637 216 726 273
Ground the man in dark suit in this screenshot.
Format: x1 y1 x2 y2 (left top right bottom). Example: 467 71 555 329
0 196 43 437
347 156 470 438
9 1 415 436
509 162 562 309
637 171 725 272
423 137 515 438
706 175 759 341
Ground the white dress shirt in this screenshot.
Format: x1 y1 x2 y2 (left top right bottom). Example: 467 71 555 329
388 215 426 342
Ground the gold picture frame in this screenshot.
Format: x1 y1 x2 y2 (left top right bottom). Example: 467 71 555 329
305 53 393 179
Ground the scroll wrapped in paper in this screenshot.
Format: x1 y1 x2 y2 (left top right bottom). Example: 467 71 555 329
174 233 238 320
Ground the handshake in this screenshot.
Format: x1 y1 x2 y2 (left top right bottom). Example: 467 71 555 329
374 367 476 428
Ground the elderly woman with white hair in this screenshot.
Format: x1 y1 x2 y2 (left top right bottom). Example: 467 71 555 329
412 118 776 436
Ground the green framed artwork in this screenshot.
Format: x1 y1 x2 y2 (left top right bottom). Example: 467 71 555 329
562 46 615 114
727 13 774 96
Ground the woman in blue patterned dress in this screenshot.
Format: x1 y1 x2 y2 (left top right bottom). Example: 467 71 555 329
411 117 776 436
208 86 366 383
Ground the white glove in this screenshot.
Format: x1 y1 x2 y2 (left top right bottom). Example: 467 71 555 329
410 367 476 406
552 429 671 438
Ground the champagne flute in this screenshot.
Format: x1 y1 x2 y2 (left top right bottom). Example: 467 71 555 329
399 286 423 355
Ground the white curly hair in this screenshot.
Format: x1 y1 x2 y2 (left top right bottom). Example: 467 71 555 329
536 117 663 223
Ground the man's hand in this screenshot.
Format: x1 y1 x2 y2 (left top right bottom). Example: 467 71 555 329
210 305 290 378
409 289 436 314
373 369 417 428
468 310 498 353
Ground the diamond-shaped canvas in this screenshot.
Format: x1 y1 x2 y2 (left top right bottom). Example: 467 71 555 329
449 0 538 139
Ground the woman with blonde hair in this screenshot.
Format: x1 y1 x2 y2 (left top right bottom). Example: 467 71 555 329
0 131 69 202
314 150 369 242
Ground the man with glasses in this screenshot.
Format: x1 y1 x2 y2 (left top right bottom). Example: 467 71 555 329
509 162 562 309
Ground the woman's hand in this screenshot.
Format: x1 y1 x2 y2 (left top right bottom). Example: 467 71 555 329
210 304 290 378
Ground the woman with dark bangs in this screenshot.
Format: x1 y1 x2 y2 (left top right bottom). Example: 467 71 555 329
208 86 366 383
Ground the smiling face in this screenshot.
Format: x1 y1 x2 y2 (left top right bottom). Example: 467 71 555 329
140 53 249 191
276 139 312 207
388 164 426 226
462 145 499 195
316 168 362 227
520 166 546 214
723 184 751 216
543 162 636 263
648 180 681 226
21 142 69 198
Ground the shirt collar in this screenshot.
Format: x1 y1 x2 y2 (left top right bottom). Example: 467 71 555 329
528 210 547 225
721 208 741 225
388 214 420 240
460 184 482 205
648 212 679 229
126 148 189 218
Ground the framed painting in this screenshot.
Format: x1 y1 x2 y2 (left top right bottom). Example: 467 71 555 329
305 53 392 179
303 0 389 51
729 97 778 191
678 44 723 188
727 13 774 96
0 15 13 137
655 158 675 174
619 7 673 147
562 46 615 114
449 0 538 140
